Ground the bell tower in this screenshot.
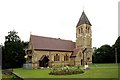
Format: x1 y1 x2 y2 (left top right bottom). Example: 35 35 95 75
76 11 92 64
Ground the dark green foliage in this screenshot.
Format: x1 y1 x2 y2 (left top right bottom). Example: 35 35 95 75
2 30 28 69
112 36 120 63
93 44 113 63
93 36 120 63
5 30 21 42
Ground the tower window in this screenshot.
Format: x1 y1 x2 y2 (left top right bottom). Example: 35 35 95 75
85 26 90 33
86 26 87 30
88 27 90 33
81 28 83 33
86 27 88 33
79 29 80 34
54 54 60 61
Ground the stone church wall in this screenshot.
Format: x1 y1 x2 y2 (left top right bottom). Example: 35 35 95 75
32 50 73 68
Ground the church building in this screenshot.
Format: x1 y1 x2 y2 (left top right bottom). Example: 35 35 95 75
26 11 92 69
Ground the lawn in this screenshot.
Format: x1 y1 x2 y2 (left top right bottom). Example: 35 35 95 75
2 73 15 78
13 63 119 79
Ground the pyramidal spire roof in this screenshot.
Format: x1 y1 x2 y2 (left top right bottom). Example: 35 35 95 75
76 11 92 27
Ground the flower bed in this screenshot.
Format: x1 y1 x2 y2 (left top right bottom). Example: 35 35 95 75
49 66 84 75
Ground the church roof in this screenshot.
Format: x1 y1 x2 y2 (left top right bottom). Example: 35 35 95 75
76 11 92 27
30 35 75 51
70 49 79 57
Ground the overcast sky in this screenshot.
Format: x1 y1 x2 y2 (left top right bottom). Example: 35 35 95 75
0 0 119 48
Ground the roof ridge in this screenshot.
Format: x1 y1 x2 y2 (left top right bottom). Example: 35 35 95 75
31 34 74 42
30 34 75 51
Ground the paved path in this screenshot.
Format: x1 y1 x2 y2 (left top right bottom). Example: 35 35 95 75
90 64 120 68
90 66 119 68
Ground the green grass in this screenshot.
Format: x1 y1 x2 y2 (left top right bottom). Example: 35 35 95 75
13 63 119 78
2 73 16 78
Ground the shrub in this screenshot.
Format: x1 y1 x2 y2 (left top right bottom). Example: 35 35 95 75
49 66 84 75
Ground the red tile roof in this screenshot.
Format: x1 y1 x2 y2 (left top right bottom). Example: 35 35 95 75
70 49 79 57
30 35 75 51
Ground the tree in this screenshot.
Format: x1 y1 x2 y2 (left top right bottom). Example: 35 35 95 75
5 30 20 42
93 44 114 63
112 36 120 63
2 30 27 69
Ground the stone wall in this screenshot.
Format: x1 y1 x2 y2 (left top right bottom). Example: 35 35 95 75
31 50 73 68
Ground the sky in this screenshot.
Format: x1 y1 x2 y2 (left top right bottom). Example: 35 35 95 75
0 0 119 48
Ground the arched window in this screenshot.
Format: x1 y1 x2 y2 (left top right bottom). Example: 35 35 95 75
88 27 90 33
54 54 60 61
81 28 83 33
86 27 88 33
64 54 69 61
79 29 80 34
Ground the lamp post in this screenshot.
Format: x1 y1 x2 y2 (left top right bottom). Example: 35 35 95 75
85 48 89 69
82 49 84 66
84 48 91 70
83 51 84 66
82 48 87 66
86 51 88 65
24 48 28 63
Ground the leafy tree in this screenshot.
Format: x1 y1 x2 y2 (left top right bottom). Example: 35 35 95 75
93 44 114 63
93 36 120 63
112 36 120 63
5 30 20 42
2 30 27 69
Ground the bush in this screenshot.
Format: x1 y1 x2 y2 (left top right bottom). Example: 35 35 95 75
49 66 84 75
